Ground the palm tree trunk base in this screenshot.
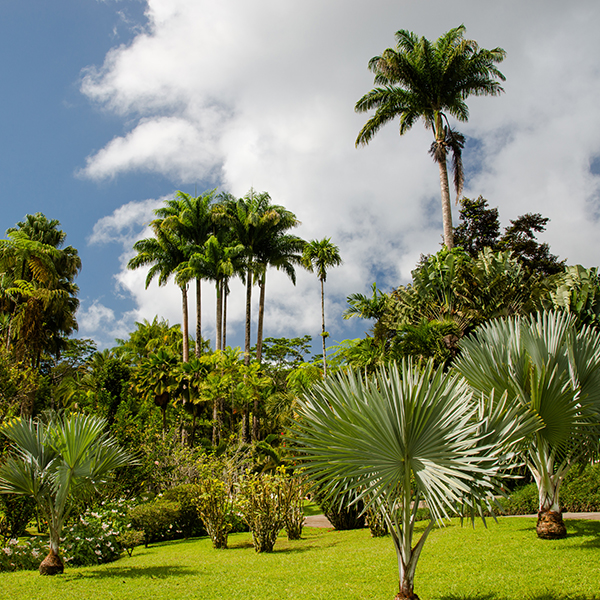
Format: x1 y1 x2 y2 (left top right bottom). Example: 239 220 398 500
536 510 567 539
39 549 64 575
395 591 419 600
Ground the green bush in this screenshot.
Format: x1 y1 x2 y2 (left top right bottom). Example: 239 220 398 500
129 499 180 547
500 483 538 515
192 478 233 549
561 464 600 511
116 530 145 557
0 494 36 540
500 463 600 515
280 469 307 541
237 471 286 553
0 537 47 571
315 487 365 530
162 484 205 538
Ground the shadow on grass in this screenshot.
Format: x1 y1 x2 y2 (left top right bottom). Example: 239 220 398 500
566 520 600 548
64 565 196 580
439 593 600 600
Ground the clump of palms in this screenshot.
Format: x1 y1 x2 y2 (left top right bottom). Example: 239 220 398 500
0 413 135 575
292 360 532 600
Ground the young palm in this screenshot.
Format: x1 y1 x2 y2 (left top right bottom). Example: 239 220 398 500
0 414 135 575
292 359 532 600
454 311 600 539
355 25 506 248
302 238 342 377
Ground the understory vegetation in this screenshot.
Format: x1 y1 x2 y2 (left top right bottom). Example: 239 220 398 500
2 519 600 600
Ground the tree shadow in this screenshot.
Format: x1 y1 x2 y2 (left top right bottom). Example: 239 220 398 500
565 519 600 548
439 593 600 600
64 565 196 580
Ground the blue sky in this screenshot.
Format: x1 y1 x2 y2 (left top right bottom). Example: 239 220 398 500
2 0 600 353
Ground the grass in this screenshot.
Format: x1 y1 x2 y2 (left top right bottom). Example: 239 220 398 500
2 517 600 600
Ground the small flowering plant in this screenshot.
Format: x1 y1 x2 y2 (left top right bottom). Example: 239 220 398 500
0 536 48 572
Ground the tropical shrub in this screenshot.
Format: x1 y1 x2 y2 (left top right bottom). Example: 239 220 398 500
116 530 145 557
128 499 180 547
0 537 47 572
61 509 121 566
192 476 234 549
280 469 307 541
162 484 205 538
0 494 36 541
561 464 600 511
237 470 286 552
315 487 365 531
500 484 538 515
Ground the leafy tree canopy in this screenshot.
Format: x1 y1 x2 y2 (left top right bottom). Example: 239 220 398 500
453 196 564 277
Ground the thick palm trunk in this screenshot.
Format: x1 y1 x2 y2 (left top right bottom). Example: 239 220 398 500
531 450 568 539
39 521 64 575
320 278 327 378
244 269 252 366
181 285 189 362
437 157 454 250
256 272 266 363
195 277 202 357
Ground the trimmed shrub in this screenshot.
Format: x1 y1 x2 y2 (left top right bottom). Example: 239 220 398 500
561 464 600 511
162 484 205 538
129 499 180 547
315 487 365 530
0 494 36 540
281 470 307 541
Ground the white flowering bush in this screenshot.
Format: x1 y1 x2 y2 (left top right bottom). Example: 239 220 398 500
0 498 136 571
0 537 47 571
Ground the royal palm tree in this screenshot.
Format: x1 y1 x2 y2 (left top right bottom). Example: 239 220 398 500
302 238 342 377
455 311 600 539
255 232 305 363
156 190 216 356
292 360 532 600
355 25 506 248
128 225 191 361
0 413 135 575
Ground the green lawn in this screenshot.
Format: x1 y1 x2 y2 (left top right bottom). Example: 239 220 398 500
2 517 600 600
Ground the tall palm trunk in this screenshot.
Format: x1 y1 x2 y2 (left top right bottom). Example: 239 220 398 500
435 113 454 250
244 268 252 366
223 284 228 349
438 157 454 250
195 277 202 357
216 280 223 351
320 278 327 378
256 271 266 362
181 285 189 362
